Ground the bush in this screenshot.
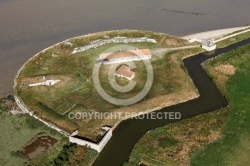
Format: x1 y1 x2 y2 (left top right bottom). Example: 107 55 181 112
158 137 178 148
25 115 43 129
54 143 77 166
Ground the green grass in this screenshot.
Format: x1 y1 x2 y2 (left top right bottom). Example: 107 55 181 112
0 98 98 166
216 31 250 48
0 108 66 166
124 108 229 166
190 44 250 166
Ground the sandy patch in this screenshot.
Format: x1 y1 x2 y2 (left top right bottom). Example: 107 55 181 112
214 64 236 75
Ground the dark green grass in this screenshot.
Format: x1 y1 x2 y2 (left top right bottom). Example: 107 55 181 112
190 44 250 166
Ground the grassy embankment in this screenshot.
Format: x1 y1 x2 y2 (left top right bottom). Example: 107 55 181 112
216 31 250 48
190 44 250 166
15 30 200 139
124 33 250 165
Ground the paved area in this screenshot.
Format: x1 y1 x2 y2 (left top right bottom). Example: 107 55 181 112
182 26 250 40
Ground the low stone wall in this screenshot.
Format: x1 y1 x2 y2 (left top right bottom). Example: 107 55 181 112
13 38 72 137
69 128 112 152
69 137 100 151
72 37 157 54
14 95 70 136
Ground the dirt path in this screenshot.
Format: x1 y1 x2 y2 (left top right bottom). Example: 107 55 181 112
151 45 200 58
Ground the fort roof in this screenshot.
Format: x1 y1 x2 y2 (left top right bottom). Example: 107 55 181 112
100 49 151 60
115 65 135 80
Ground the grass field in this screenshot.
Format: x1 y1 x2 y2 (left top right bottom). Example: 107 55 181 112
124 106 229 166
216 31 250 48
15 30 200 139
0 98 98 166
124 39 250 165
0 104 65 166
190 44 250 166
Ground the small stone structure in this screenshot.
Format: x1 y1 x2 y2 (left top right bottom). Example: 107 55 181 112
189 38 216 51
69 126 112 152
63 41 73 47
201 40 216 51
29 80 60 87
72 37 157 54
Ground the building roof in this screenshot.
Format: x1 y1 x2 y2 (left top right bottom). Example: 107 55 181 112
100 49 151 60
115 65 135 80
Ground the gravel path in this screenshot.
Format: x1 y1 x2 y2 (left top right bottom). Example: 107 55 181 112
182 26 250 40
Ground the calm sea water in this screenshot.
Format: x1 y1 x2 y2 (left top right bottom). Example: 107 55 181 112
0 0 249 96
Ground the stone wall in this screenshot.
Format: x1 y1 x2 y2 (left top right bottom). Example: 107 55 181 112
69 128 112 152
72 37 157 54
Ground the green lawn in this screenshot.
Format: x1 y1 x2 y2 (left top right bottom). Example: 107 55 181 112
216 31 250 48
0 106 66 166
190 44 250 166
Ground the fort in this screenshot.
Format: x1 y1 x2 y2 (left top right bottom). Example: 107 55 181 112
12 30 209 152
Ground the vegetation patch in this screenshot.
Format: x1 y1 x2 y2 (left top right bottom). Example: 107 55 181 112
191 44 250 166
124 108 228 166
216 31 250 48
54 143 98 166
0 103 65 166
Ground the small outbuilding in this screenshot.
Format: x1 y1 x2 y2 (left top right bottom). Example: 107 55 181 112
201 41 216 51
115 65 135 80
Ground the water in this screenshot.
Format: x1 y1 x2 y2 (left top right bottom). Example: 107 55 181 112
0 0 250 96
92 38 250 166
